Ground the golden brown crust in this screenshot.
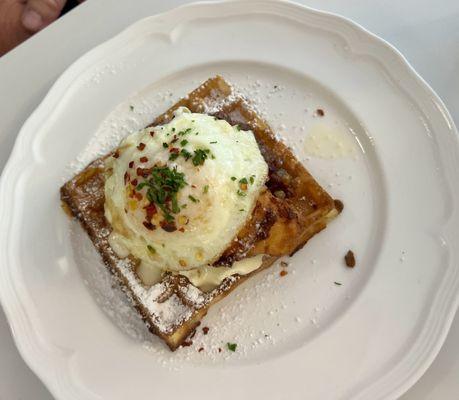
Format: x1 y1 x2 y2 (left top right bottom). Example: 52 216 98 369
60 76 339 350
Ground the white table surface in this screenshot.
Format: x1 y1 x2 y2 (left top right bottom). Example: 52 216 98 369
0 0 458 398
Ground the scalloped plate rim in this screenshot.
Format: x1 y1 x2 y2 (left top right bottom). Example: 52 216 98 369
0 1 458 400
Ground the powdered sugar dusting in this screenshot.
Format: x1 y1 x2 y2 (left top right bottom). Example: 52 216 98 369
73 215 301 366
70 222 151 342
115 258 202 333
64 90 178 179
65 66 367 364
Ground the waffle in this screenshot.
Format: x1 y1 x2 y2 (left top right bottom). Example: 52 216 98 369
61 76 340 350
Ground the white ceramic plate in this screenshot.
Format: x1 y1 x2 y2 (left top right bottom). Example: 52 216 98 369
1 1 458 399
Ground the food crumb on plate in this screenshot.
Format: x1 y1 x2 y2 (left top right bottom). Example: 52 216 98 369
345 250 356 268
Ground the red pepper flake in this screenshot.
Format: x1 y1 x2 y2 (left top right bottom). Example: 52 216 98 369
136 167 152 177
279 270 288 277
191 184 197 188
143 221 156 230
171 135 178 143
150 131 155 137
316 108 325 117
131 179 138 187
202 327 209 335
160 220 177 232
128 161 134 169
137 142 146 151
124 172 130 184
178 227 185 233
135 192 143 201
182 340 192 347
113 150 120 158
144 203 157 218
198 347 204 353
345 250 356 268
140 156 148 163
218 348 222 353
169 147 179 154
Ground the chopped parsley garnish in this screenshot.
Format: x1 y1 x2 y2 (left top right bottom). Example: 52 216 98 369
236 125 241 131
188 195 199 203
172 127 176 132
334 282 342 286
192 148 210 166
239 177 248 185
180 148 192 160
249 175 255 184
227 342 237 352
203 185 209 194
129 105 134 111
163 140 211 166
178 128 192 136
147 245 156 254
210 141 217 144
231 176 237 181
239 209 245 212
237 190 247 197
136 166 187 222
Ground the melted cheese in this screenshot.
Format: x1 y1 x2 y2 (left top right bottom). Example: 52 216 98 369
178 254 264 291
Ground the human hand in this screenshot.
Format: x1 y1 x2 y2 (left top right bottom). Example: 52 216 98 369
0 0 31 56
0 0 70 56
21 0 66 33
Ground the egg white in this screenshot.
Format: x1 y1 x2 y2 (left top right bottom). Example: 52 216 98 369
104 108 268 275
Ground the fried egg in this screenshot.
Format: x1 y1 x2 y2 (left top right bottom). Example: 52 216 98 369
104 107 268 279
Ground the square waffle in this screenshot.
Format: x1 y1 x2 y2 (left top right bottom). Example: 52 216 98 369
61 76 340 350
